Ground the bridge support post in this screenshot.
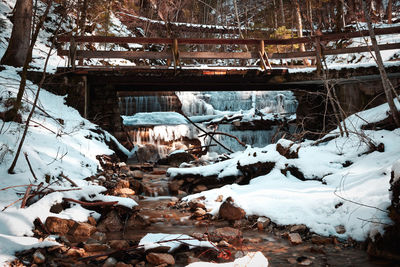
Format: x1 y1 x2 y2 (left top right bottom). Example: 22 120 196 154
315 37 323 76
172 38 180 73
259 40 272 70
83 75 88 119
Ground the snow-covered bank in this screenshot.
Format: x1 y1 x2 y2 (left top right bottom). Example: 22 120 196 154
0 66 136 264
170 99 400 241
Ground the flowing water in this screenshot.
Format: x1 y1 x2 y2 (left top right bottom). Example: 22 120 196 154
120 91 297 158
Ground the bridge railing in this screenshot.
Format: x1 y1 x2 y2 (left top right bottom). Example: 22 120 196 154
57 26 400 72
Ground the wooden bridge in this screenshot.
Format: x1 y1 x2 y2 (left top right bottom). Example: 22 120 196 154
57 26 400 74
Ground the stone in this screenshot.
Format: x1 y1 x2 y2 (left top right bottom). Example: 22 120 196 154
87 216 97 226
115 262 133 267
218 197 245 221
103 257 118 267
91 231 107 243
257 217 271 230
130 170 144 179
126 214 151 229
168 180 181 195
211 227 242 243
311 235 333 245
66 247 86 257
146 253 175 265
97 210 123 232
116 179 130 188
218 240 230 247
188 198 206 210
290 224 307 233
194 208 207 217
114 187 135 196
49 203 64 214
335 225 346 234
167 151 195 167
45 217 96 242
109 240 130 250
33 250 45 264
193 184 208 193
84 243 110 252
288 233 302 245
215 195 224 202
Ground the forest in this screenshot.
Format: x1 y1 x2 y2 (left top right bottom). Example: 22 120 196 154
0 0 400 266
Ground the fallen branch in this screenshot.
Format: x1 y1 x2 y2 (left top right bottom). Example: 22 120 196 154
24 152 38 182
62 198 118 206
59 173 78 187
20 184 32 208
185 144 217 152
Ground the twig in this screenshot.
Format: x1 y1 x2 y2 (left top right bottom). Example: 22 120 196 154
2 197 25 211
59 173 78 187
357 217 392 226
180 113 233 153
199 131 246 147
62 198 118 206
334 189 388 214
20 184 32 208
0 184 36 191
24 152 38 182
29 119 57 134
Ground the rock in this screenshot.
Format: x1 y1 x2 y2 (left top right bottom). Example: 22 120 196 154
188 198 206 210
116 179 130 188
97 210 123 232
218 240 230 247
187 256 200 264
126 214 151 229
91 231 107 243
146 253 175 265
115 262 133 267
114 187 135 196
45 217 96 242
87 216 97 226
168 180 182 195
49 203 64 214
192 184 208 193
335 225 346 234
218 197 245 221
167 151 195 167
194 208 207 217
288 233 302 245
215 195 224 202
290 224 307 233
109 240 130 250
276 140 299 159
33 250 45 264
84 243 110 252
211 227 242 243
130 170 144 180
311 235 333 245
297 256 313 266
66 247 86 257
256 217 271 230
103 257 118 267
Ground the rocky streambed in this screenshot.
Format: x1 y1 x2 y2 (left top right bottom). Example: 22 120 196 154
12 155 398 266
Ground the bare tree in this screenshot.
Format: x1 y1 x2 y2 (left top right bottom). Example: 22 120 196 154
0 0 33 67
362 0 400 127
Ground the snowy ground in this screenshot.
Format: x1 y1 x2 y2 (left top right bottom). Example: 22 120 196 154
169 99 400 242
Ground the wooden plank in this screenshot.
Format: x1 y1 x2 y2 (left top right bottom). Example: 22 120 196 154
59 42 400 61
58 50 172 59
271 43 400 59
57 26 400 46
180 51 257 59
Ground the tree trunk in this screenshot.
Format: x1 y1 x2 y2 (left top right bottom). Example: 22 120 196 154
293 0 310 65
362 0 400 127
279 0 285 26
335 0 345 32
0 0 32 67
387 0 393 23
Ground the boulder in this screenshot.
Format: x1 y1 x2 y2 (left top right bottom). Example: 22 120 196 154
146 253 175 265
211 227 242 243
167 151 195 167
218 197 245 221
97 210 123 232
288 233 302 245
45 217 96 242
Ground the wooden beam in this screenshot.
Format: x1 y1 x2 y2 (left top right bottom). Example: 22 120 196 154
57 26 400 46
58 42 400 61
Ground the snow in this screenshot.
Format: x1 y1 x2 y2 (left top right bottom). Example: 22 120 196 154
186 251 269 267
177 99 400 241
122 112 188 126
139 233 215 252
